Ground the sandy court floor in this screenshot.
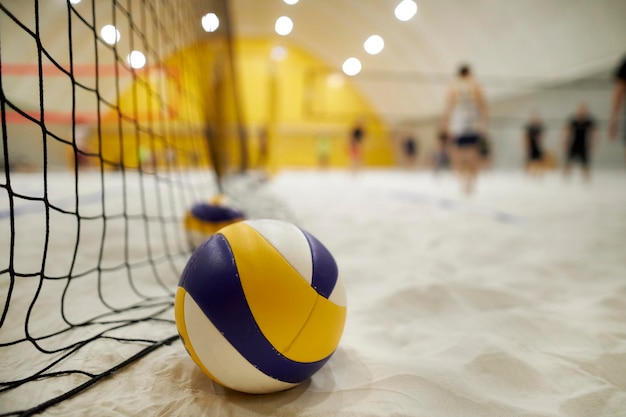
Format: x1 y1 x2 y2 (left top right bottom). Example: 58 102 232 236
2 169 626 416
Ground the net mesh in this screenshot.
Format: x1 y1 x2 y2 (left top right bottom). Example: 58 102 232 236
0 1 244 415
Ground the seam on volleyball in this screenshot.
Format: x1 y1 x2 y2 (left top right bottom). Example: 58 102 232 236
244 223 311 285
240 223 329 360
283 294 320 356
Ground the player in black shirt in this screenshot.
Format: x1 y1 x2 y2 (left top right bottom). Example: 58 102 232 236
523 113 545 176
349 119 366 173
562 103 597 181
401 134 418 169
609 54 626 165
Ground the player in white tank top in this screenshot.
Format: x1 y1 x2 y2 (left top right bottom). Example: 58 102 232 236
442 65 488 195
449 79 481 137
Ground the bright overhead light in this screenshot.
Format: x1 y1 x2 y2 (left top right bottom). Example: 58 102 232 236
270 46 288 61
327 73 344 88
284 0 299 4
100 24 120 45
127 50 146 69
364 35 384 55
342 57 362 76
201 13 220 32
69 0 82 4
395 0 418 21
275 16 293 36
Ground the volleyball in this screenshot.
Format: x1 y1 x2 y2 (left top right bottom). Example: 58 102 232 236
174 219 347 394
184 199 245 247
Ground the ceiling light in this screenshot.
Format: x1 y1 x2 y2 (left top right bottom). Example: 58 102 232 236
284 0 299 4
275 16 293 36
327 73 344 88
364 35 384 55
202 13 220 32
100 25 120 45
271 46 288 61
69 0 82 4
127 51 146 69
395 0 418 21
342 58 361 76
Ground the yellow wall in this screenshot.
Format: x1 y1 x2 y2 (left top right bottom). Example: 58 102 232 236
91 37 394 171
91 39 237 172
236 38 394 169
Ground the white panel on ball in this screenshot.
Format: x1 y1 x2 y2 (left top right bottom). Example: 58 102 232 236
183 292 298 394
244 219 313 285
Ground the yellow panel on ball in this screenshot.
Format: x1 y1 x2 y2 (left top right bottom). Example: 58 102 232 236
283 294 347 363
175 219 347 393
219 222 317 354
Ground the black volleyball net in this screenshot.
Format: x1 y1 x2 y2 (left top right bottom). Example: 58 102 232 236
0 0 246 415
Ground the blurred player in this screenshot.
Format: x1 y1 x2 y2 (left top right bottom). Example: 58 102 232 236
523 112 545 176
442 64 488 195
317 135 331 169
609 54 626 165
401 134 418 170
349 119 366 174
432 131 451 175
562 103 597 181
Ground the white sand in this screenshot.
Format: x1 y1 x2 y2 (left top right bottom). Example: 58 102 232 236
2 169 626 416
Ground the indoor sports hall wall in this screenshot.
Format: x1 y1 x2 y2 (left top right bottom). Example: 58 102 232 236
234 38 395 170
92 40 243 173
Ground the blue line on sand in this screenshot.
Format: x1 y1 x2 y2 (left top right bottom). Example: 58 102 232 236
389 190 523 224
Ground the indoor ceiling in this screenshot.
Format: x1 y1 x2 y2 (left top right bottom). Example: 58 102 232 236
2 0 625 127
230 0 626 124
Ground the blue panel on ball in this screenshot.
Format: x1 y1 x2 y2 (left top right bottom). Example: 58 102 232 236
300 229 338 299
179 233 330 384
191 203 243 222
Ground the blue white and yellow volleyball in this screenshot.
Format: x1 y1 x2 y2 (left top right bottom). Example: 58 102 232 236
174 219 347 394
184 197 245 248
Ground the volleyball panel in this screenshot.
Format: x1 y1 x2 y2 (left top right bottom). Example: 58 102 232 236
300 228 341 299
328 277 347 307
177 233 333 387
283 293 347 362
219 222 318 354
244 219 313 285
176 288 298 394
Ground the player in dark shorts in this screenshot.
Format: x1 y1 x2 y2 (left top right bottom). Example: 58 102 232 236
349 119 365 173
351 124 364 146
403 137 416 157
442 64 488 195
524 113 545 176
609 54 626 165
402 135 418 169
562 103 597 181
